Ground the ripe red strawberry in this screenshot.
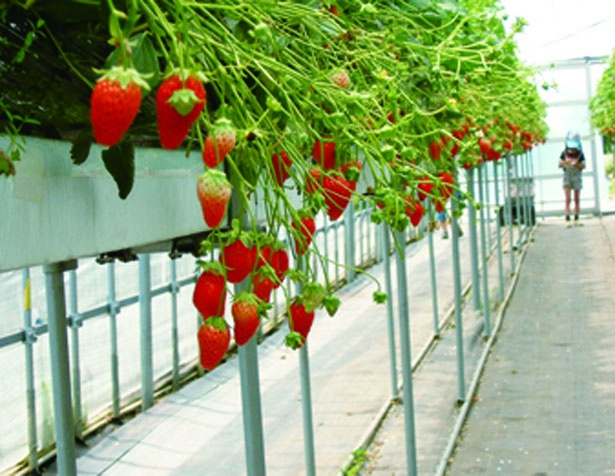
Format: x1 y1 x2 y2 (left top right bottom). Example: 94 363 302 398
450 143 460 157
287 299 315 349
322 172 354 221
90 67 144 147
293 214 316 255
231 292 261 346
438 171 455 201
156 73 206 150
270 247 289 287
305 167 323 195
417 176 434 201
253 271 275 303
331 70 350 89
478 137 491 156
202 119 237 168
219 237 257 283
503 140 513 151
197 317 230 370
193 266 227 318
404 197 424 227
312 139 336 170
271 151 291 186
429 140 442 160
197 170 232 228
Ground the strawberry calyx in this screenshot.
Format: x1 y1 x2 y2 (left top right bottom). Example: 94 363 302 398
96 65 150 91
196 259 226 277
301 281 326 312
203 315 228 332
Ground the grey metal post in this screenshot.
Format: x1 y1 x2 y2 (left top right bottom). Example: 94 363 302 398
394 229 418 476
299 342 316 476
451 178 466 402
585 59 602 215
465 168 481 310
484 163 492 252
513 156 523 250
506 155 516 274
138 254 154 410
238 337 267 476
344 202 356 283
107 262 121 419
22 269 39 471
381 224 399 398
492 162 505 301
43 260 77 476
68 270 83 439
170 258 180 390
293 254 316 476
477 163 492 337
426 200 440 336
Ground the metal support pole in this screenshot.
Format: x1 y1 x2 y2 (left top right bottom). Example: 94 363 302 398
451 180 466 402
426 200 440 337
170 258 180 390
484 164 492 252
238 337 267 476
138 254 154 410
43 260 77 476
394 229 418 476
477 163 492 337
492 162 505 302
506 155 516 274
292 252 316 476
381 224 399 398
68 270 83 439
107 262 121 419
465 168 481 310
23 269 39 472
344 202 356 283
513 156 523 251
299 342 316 476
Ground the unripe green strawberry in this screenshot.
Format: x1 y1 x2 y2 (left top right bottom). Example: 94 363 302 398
197 169 232 229
90 67 145 147
331 70 350 89
197 317 230 370
156 73 206 150
202 118 237 168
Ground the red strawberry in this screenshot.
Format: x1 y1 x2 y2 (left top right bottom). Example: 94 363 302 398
404 197 424 227
438 171 455 200
331 70 350 89
322 172 354 221
255 244 273 270
202 118 237 168
305 167 323 195
417 176 434 201
287 299 315 349
90 67 144 147
197 317 230 370
231 292 261 346
219 237 257 283
253 271 275 303
312 139 336 170
450 143 460 157
193 266 227 318
271 151 291 186
478 137 491 156
293 214 316 255
503 140 513 151
270 247 289 287
429 140 442 160
156 74 206 150
197 170 232 228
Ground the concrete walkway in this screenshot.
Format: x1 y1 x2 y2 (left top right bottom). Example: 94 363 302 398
445 216 615 475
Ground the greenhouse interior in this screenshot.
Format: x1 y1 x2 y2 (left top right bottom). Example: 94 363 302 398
1 1 614 475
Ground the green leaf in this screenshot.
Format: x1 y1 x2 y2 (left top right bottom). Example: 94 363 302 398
70 129 93 165
130 33 160 91
101 139 135 199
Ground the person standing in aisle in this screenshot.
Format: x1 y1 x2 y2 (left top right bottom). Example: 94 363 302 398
559 130 586 227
